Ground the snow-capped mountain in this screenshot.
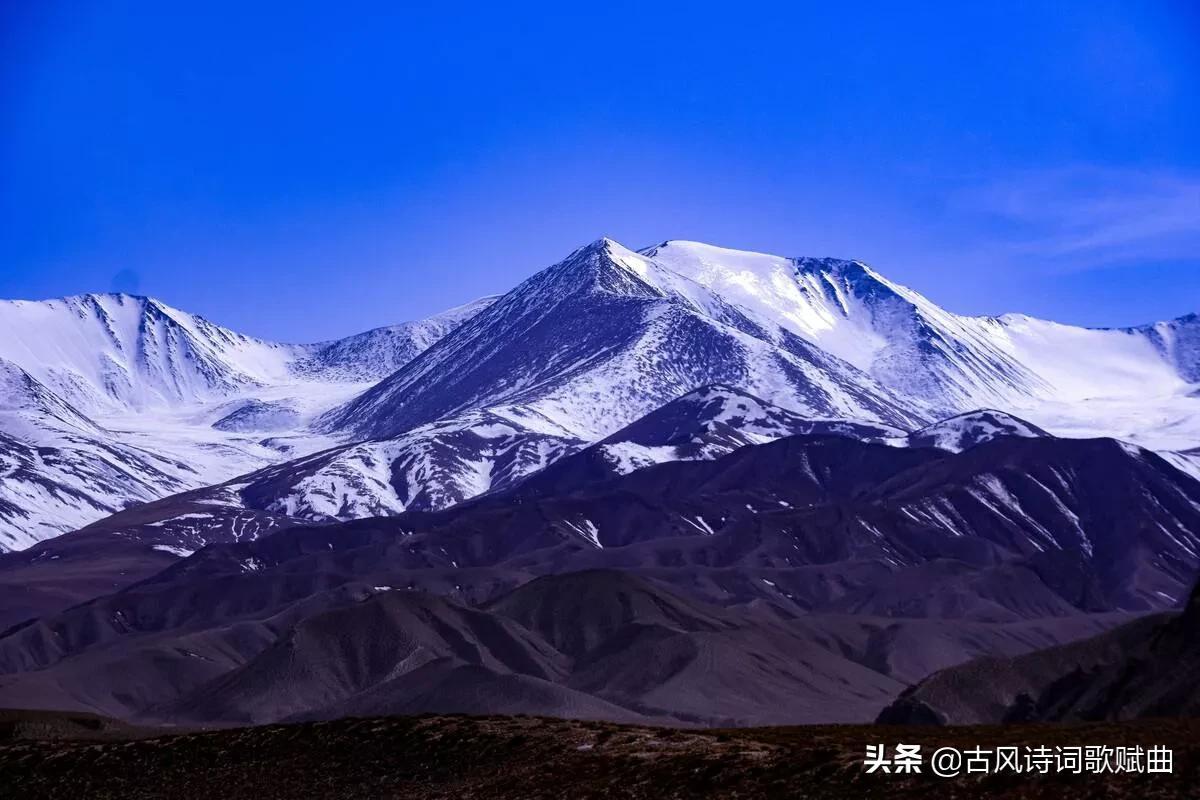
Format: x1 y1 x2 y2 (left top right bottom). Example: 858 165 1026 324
0 293 498 416
520 384 907 491
0 293 494 550
94 385 906 546
0 294 303 415
292 296 499 383
641 241 1199 449
281 238 1197 544
322 239 929 441
323 239 1199 451
0 237 1196 551
236 410 583 520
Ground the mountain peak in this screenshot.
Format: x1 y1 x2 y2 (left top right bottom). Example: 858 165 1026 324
58 291 171 313
74 291 144 303
573 236 628 258
539 236 661 298
908 409 1051 452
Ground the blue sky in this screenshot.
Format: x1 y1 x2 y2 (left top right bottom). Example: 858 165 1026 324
2 1 1198 341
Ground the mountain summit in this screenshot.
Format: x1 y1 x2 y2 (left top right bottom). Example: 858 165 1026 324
321 238 927 441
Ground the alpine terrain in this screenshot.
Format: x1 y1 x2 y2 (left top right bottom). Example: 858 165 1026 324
0 236 1197 737
2 239 1197 552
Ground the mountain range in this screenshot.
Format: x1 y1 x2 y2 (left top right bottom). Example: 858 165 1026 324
0 237 1198 729
1 238 1197 553
2 420 1193 725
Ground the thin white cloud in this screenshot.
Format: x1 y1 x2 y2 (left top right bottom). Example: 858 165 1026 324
965 166 1200 263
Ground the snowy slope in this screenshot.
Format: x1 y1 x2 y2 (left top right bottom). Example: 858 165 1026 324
0 294 493 550
0 294 303 415
292 296 498 382
101 410 586 539
643 242 1044 410
0 358 103 436
0 360 188 547
160 386 903 532
0 424 195 550
326 239 1198 450
1134 313 1200 383
1161 449 1200 483
907 410 1050 453
323 239 929 442
237 410 583 520
0 293 498 416
1 238 1196 551
643 242 1200 448
588 384 905 476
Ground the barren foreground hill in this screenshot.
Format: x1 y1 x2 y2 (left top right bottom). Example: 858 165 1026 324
1 711 1197 799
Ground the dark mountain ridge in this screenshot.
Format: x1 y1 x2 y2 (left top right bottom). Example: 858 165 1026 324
0 422 1197 728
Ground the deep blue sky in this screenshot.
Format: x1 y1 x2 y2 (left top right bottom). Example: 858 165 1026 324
2 1 1198 341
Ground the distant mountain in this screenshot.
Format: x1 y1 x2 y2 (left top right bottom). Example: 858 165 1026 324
0 292 498 417
291 296 499 383
906 409 1050 452
52 385 904 554
0 293 492 550
117 430 1200 622
324 238 1198 453
0 294 302 415
519 384 906 492
0 564 1123 728
4 407 1199 728
879 580 1200 725
247 237 1200 547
